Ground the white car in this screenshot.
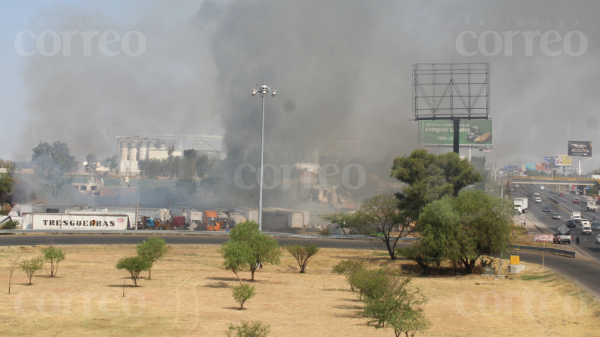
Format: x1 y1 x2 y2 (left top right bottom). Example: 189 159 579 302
596 234 600 244
534 192 540 196
535 197 542 203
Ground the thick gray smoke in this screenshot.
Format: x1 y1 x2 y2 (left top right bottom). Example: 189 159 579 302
16 0 600 173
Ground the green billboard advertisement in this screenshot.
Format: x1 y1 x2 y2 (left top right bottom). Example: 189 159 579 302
418 120 493 146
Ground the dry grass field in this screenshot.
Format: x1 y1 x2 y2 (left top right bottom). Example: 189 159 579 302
0 243 598 337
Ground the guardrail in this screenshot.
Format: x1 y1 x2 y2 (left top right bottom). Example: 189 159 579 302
0 229 420 241
511 244 577 258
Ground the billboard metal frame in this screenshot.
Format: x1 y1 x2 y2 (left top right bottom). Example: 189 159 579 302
412 63 490 154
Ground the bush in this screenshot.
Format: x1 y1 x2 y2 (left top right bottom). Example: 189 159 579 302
332 259 366 291
226 321 270 337
318 226 331 236
42 246 65 277
232 283 256 309
349 268 397 301
19 257 43 285
1 220 18 229
116 256 151 287
286 243 319 273
136 237 169 280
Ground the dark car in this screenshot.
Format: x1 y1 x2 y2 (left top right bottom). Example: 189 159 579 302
592 222 600 231
570 190 576 195
567 219 576 228
543 206 550 212
549 190 554 194
574 198 580 204
559 193 565 197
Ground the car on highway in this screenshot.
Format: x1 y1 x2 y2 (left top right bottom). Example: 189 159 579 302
553 213 561 219
574 198 580 204
535 192 540 196
567 219 576 228
592 222 600 231
582 224 593 235
543 206 550 212
559 193 565 197
570 190 576 195
535 197 542 203
549 190 554 194
596 235 600 244
527 193 533 197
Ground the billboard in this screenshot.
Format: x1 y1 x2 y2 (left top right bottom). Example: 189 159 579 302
418 120 493 146
554 155 573 167
504 166 518 171
568 141 592 157
536 162 550 171
526 163 536 171
32 214 129 230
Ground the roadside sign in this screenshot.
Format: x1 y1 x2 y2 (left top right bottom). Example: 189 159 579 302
510 255 520 265
533 234 554 243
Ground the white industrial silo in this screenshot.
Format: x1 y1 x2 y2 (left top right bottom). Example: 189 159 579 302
159 140 166 150
138 141 147 161
129 141 138 161
120 141 129 161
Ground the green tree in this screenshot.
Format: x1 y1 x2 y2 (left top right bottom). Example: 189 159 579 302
104 155 118 174
136 237 169 280
391 149 482 227
226 321 270 337
85 153 98 175
42 246 65 277
319 212 368 235
359 193 415 260
232 283 256 309
19 257 43 285
416 190 513 274
116 256 151 287
286 243 319 273
1 219 18 229
220 221 282 281
31 141 78 197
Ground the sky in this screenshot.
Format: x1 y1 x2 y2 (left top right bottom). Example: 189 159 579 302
1 0 599 173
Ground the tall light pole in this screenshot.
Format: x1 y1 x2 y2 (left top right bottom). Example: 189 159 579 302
252 85 276 231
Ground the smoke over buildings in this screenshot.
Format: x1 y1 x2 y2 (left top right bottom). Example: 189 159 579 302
13 0 600 171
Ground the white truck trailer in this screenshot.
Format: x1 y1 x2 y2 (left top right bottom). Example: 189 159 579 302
587 199 598 212
513 197 528 213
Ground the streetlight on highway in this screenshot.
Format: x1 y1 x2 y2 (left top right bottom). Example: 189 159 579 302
251 85 276 231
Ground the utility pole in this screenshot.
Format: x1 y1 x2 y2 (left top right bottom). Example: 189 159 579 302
135 198 139 231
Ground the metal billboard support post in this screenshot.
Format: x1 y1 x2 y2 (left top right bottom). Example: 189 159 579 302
453 119 460 154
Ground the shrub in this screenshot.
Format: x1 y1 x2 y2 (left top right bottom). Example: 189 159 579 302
42 246 65 277
318 226 331 236
286 243 319 273
136 237 169 279
332 259 366 291
349 268 397 301
232 283 256 310
226 321 270 337
116 256 151 287
1 220 18 229
19 257 43 285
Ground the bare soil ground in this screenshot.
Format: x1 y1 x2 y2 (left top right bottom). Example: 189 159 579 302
0 244 598 337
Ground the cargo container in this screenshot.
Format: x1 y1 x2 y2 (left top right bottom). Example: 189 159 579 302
31 213 130 230
234 207 259 223
66 210 137 228
262 208 288 231
20 202 44 215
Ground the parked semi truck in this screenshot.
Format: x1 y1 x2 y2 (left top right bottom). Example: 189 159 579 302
587 199 598 212
513 197 528 213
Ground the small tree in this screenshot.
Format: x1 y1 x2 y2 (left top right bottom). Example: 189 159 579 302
19 257 43 285
8 255 20 294
42 246 65 277
116 256 151 287
219 241 252 283
232 283 256 309
332 259 366 291
136 237 169 279
223 221 282 281
286 243 319 273
226 321 270 337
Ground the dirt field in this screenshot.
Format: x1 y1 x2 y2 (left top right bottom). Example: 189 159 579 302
0 243 598 337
